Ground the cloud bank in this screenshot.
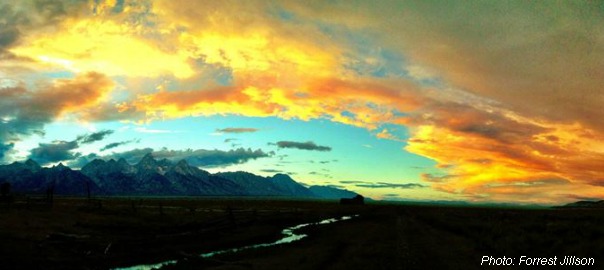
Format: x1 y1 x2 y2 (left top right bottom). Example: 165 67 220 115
28 130 114 165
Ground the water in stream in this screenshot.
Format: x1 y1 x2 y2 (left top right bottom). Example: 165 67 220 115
114 215 358 270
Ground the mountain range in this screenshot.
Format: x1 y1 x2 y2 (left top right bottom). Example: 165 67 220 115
0 154 359 199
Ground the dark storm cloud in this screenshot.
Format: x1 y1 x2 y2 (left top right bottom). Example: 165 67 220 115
101 142 124 151
26 129 114 165
100 139 140 151
77 130 114 144
28 140 79 165
216 127 259 133
275 141 332 151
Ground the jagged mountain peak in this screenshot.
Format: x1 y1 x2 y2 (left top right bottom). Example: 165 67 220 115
158 158 172 166
137 153 158 167
170 159 204 176
141 152 156 161
117 157 129 165
81 159 105 172
24 159 41 171
24 158 39 166
55 163 67 169
175 159 189 167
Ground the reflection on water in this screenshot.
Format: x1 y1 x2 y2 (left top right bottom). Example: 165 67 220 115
114 215 358 270
201 215 357 258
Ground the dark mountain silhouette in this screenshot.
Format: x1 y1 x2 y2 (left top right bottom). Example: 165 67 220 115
556 200 604 209
81 154 244 196
308 185 359 199
268 173 315 197
81 158 139 195
0 155 361 199
215 171 288 196
0 161 99 196
163 159 245 196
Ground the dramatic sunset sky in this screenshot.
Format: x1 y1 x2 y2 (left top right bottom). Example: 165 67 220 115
1 0 603 204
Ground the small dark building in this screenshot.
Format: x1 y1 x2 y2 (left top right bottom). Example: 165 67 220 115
340 194 364 205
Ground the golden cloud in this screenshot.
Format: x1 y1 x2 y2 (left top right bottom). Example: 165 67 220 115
10 18 194 78
125 76 422 130
405 102 604 203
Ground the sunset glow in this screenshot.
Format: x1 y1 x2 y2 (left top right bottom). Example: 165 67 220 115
2 0 604 204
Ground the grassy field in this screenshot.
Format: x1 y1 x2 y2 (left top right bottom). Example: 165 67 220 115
1 197 603 269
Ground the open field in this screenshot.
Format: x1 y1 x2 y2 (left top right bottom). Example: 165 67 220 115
1 197 603 269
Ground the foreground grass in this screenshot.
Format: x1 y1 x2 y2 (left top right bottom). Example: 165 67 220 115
1 197 603 269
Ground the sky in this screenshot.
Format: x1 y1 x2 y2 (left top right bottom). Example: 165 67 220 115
1 0 604 204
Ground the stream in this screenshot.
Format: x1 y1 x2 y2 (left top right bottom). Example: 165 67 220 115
114 214 359 270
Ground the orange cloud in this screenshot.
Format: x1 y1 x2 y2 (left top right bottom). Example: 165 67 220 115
32 72 115 117
405 101 604 203
126 76 422 130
